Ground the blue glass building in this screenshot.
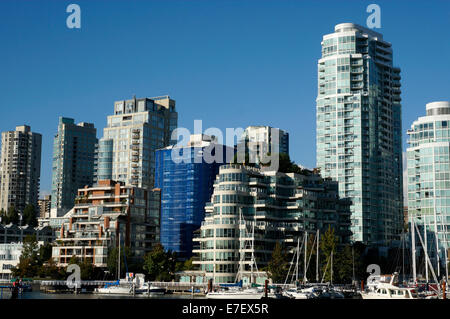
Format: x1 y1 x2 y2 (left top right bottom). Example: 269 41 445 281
155 135 234 259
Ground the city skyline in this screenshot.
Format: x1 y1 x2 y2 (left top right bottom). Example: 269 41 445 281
0 1 449 197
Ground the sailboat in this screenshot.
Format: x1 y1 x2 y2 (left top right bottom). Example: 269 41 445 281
206 208 264 299
409 218 444 298
282 230 330 299
95 233 134 295
283 234 315 299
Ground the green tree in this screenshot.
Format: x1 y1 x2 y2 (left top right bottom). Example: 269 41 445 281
143 244 176 281
38 242 53 264
183 257 194 271
277 153 297 173
12 256 37 278
106 246 133 279
23 204 37 227
262 153 313 175
7 206 19 225
79 259 95 280
175 257 195 272
335 245 354 284
21 235 40 260
11 235 40 278
39 258 63 279
267 242 289 283
0 209 7 224
320 226 338 283
65 255 103 280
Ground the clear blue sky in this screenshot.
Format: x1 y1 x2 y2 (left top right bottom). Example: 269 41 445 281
0 0 449 196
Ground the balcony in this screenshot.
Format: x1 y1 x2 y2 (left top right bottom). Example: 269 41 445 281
351 67 363 74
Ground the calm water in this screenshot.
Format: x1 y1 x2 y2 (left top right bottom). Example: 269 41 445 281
1 290 205 300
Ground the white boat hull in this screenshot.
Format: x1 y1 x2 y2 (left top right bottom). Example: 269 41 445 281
135 287 166 295
95 286 132 295
206 291 263 299
360 293 413 300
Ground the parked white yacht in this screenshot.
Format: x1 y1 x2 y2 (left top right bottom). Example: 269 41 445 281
283 286 317 299
95 281 133 295
135 282 166 295
360 274 417 299
96 273 150 295
206 287 264 299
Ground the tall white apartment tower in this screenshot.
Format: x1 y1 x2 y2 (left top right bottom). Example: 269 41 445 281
316 23 403 245
240 126 289 156
407 101 450 266
0 125 42 213
95 96 177 190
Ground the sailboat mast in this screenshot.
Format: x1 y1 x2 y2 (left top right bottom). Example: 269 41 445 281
316 230 319 283
402 231 405 283
251 215 255 285
304 232 308 283
434 210 440 277
415 221 439 284
352 246 355 283
425 220 429 282
238 207 243 283
411 218 417 283
118 232 121 280
441 218 449 281
330 250 333 285
295 237 300 283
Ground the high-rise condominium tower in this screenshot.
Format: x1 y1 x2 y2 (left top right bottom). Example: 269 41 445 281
50 117 97 217
240 126 290 156
407 101 450 265
316 23 403 245
95 96 177 190
0 125 42 214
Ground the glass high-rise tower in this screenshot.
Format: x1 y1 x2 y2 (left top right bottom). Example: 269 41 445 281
407 101 450 265
316 23 403 245
50 117 97 217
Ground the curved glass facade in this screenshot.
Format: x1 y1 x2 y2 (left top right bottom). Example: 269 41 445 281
407 101 450 264
193 164 351 284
